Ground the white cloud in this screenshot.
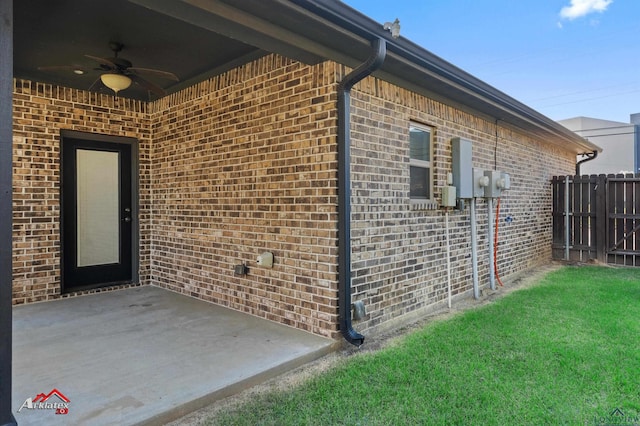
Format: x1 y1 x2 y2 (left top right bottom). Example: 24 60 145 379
560 0 613 20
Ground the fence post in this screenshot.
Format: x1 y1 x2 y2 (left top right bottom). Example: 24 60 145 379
595 175 607 262
565 176 570 260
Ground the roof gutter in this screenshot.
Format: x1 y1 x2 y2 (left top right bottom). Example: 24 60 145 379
288 0 600 155
337 38 386 346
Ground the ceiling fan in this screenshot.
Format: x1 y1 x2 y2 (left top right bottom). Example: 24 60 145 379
38 41 179 97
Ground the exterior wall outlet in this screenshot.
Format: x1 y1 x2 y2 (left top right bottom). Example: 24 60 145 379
352 300 366 321
234 264 248 275
256 252 274 268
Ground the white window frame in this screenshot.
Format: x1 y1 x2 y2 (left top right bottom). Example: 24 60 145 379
409 122 434 204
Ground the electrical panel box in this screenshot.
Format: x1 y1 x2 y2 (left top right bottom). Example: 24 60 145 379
482 171 511 197
484 170 502 198
451 138 473 199
473 168 488 198
442 185 457 207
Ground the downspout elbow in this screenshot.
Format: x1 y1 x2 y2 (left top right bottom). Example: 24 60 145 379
338 39 387 93
576 150 598 176
337 38 387 346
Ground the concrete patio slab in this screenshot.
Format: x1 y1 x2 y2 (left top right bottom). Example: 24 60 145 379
12 286 336 425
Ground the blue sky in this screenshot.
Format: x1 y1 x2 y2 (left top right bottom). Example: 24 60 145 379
343 0 640 124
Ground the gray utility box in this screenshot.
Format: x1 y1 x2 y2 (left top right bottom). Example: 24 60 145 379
473 168 488 198
451 137 473 199
484 170 502 198
483 170 511 198
442 185 457 207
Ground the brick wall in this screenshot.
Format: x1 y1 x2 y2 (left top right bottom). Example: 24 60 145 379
12 80 152 304
10 57 341 338
11 54 576 340
347 76 575 333
148 55 340 337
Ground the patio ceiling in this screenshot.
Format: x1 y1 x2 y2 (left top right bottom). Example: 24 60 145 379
13 0 600 153
13 0 375 102
13 0 265 101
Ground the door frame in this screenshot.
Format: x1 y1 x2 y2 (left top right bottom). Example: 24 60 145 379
60 130 140 292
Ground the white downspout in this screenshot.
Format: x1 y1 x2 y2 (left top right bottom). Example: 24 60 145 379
488 198 496 290
470 198 480 299
445 209 452 309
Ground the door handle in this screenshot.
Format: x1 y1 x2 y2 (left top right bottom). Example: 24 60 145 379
123 208 132 223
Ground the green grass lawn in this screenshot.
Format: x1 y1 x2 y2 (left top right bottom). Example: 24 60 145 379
209 266 640 425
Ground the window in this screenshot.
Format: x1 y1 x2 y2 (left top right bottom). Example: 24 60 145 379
409 123 433 201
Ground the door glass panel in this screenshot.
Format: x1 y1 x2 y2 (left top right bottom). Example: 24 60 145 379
76 149 120 267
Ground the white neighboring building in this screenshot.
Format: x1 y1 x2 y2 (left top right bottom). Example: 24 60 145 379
559 114 640 175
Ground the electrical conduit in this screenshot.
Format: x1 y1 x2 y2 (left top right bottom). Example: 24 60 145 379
494 198 505 287
445 209 452 309
488 198 496 290
470 198 480 299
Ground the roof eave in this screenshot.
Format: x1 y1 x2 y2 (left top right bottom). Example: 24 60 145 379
287 0 601 154
139 0 600 154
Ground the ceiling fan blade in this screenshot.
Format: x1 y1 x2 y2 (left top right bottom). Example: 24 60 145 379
129 74 166 97
37 65 83 72
85 55 117 69
128 67 179 82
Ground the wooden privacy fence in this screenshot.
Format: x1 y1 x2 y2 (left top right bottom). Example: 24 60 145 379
552 174 640 266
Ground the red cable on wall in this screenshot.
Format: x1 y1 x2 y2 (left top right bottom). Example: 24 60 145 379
494 198 505 287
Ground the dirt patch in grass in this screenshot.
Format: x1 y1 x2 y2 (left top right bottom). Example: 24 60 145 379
167 262 564 426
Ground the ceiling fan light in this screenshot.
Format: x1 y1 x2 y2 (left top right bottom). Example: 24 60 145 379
100 73 132 94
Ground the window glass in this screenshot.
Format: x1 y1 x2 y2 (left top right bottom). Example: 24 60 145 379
76 149 120 267
410 127 430 162
409 124 433 200
410 166 430 199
